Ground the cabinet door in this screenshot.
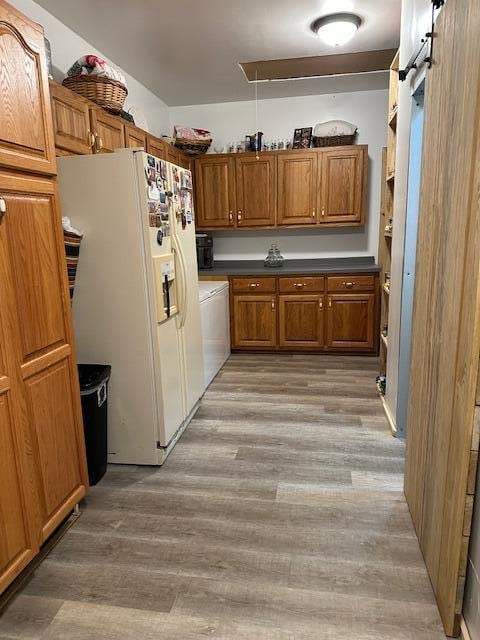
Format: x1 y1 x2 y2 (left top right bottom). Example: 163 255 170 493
232 295 277 349
195 156 235 228
90 108 125 153
277 153 318 225
279 295 324 349
319 147 366 224
124 123 146 149
0 217 38 593
146 135 166 160
50 82 93 156
235 155 276 226
0 2 56 174
0 172 88 542
166 144 180 165
177 152 191 170
326 293 375 351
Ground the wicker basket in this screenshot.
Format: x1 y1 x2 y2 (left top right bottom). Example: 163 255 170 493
312 133 357 147
174 137 212 156
63 75 128 113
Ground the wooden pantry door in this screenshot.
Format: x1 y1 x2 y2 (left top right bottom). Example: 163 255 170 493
0 172 88 543
0 201 39 592
404 0 480 635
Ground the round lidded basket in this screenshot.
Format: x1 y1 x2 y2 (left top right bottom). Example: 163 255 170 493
63 75 128 113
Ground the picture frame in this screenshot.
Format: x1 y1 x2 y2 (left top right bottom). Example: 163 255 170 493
293 127 313 149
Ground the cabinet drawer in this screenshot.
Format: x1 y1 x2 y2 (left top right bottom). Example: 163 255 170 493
327 275 375 292
279 276 324 294
231 277 276 294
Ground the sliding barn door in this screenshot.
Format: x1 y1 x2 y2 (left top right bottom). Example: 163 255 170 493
404 0 480 636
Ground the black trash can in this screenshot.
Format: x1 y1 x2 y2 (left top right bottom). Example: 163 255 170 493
78 364 111 486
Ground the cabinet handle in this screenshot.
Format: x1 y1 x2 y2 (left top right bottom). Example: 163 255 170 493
271 299 275 310
319 299 323 310
87 130 95 148
342 281 355 289
321 208 325 217
294 283 305 288
94 134 103 152
312 208 316 218
249 283 260 288
328 297 332 308
0 197 6 224
237 210 242 222
229 211 233 222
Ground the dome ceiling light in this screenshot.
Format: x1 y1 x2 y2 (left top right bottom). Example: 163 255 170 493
311 13 362 47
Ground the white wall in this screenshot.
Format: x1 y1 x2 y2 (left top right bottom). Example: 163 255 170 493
10 0 170 137
170 90 388 260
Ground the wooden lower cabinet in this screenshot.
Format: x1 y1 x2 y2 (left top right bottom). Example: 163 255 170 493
326 293 376 351
232 295 277 349
230 275 378 353
279 295 324 349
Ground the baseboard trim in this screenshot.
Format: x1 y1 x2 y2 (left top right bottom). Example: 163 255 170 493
379 393 397 436
461 617 472 640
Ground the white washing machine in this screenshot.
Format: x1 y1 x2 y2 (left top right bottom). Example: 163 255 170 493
198 281 230 388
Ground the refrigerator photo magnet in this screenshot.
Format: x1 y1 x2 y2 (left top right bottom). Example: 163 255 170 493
148 183 160 201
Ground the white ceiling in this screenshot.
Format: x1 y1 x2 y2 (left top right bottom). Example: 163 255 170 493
36 0 401 106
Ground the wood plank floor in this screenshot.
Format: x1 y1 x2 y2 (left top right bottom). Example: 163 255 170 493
0 354 446 639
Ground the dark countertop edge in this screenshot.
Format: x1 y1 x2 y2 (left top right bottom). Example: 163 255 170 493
199 258 381 276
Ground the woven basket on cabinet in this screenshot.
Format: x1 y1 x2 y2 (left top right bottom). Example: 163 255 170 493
312 133 357 147
63 75 128 113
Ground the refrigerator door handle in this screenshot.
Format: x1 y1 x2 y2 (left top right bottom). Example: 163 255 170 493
172 239 188 328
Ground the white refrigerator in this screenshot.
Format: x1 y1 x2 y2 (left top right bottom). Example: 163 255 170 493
57 148 205 465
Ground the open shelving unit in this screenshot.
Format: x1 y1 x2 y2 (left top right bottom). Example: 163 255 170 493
377 50 399 410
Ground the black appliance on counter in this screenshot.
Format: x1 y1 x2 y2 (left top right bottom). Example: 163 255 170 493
196 234 214 269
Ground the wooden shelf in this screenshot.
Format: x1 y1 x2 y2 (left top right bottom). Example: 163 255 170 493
388 107 398 129
381 334 389 349
383 285 390 295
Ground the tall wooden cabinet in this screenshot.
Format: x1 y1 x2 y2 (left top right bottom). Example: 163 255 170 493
0 0 88 595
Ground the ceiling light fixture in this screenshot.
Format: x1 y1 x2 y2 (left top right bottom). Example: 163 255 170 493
311 13 362 47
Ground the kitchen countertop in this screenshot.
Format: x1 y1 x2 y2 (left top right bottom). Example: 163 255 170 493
198 257 380 276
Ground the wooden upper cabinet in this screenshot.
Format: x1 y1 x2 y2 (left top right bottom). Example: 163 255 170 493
277 153 318 226
0 171 88 541
89 108 125 153
235 155 276 227
195 156 235 228
177 152 191 170
279 294 325 349
319 146 366 224
166 145 180 165
326 292 375 351
49 82 93 156
124 123 146 149
0 2 56 174
232 295 277 349
146 134 166 160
